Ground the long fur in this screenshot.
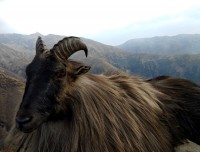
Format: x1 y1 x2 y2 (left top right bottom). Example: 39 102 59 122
6 72 177 152
148 76 200 145
4 36 200 151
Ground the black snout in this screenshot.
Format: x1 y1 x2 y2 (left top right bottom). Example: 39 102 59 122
16 116 32 125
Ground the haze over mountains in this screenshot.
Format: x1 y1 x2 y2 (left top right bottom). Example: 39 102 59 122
118 34 200 55
0 33 200 84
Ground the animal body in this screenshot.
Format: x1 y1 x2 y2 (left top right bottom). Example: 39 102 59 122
5 37 200 152
147 76 200 145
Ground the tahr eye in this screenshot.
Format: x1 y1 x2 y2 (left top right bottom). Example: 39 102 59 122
54 69 66 78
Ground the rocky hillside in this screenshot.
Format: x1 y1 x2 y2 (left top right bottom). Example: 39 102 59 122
0 68 24 149
118 34 200 55
0 33 200 85
0 43 32 77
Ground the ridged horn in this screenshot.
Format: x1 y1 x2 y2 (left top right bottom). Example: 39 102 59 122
36 36 49 55
50 37 88 61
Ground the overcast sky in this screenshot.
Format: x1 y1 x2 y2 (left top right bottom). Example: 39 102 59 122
0 0 200 45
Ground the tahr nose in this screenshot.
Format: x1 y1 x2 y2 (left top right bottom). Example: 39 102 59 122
16 116 32 125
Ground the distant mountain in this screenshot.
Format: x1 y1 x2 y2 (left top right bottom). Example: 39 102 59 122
0 33 37 52
118 34 200 55
0 33 123 77
0 43 32 77
83 57 119 75
0 33 124 56
0 33 200 84
105 53 200 84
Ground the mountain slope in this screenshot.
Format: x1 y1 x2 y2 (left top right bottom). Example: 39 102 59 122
0 33 200 84
0 68 24 149
118 34 200 55
0 33 124 77
0 43 32 77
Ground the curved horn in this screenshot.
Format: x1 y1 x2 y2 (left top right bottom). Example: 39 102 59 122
36 36 49 55
50 37 88 61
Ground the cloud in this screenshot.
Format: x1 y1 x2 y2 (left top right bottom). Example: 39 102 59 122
90 8 200 45
0 19 15 33
1 0 200 45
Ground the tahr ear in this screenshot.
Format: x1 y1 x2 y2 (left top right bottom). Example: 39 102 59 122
74 65 91 75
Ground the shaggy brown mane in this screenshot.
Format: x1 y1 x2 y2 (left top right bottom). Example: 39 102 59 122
5 37 200 152
6 72 174 152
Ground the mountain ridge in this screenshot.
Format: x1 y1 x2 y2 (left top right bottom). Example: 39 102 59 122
0 33 200 84
118 34 200 55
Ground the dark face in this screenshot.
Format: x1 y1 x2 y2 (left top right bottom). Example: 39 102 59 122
15 36 89 133
15 55 66 133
